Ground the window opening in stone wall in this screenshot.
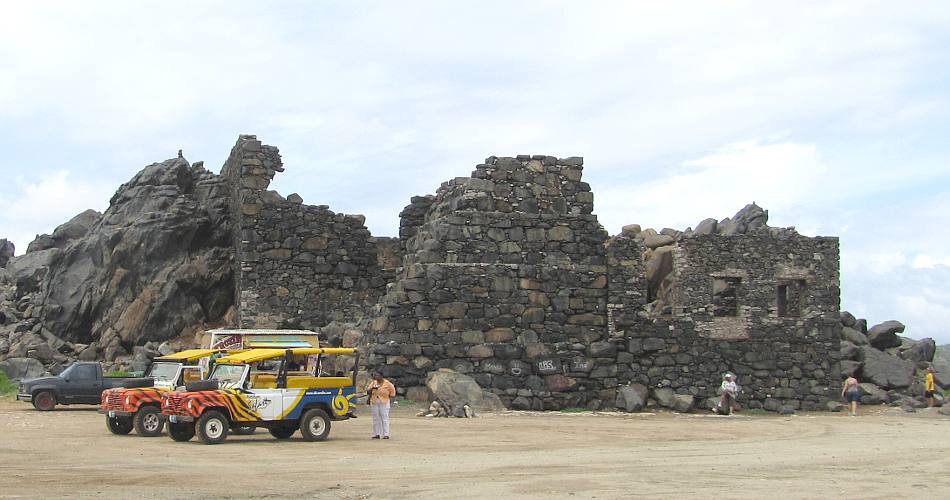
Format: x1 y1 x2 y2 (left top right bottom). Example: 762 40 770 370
711 277 740 317
777 279 806 317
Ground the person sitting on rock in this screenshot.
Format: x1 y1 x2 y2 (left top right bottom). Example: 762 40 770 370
715 373 739 415
841 372 860 416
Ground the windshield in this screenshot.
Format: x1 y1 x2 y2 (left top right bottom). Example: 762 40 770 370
147 362 181 382
58 364 76 379
210 364 246 389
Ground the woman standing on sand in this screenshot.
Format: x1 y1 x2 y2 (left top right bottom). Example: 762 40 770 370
841 373 860 416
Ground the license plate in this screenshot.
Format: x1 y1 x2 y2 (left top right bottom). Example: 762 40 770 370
169 415 178 423
108 411 115 418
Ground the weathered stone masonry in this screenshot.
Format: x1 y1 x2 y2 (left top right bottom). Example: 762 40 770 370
222 135 387 330
220 135 842 411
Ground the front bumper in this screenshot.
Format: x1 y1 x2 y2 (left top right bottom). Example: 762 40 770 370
98 409 133 418
163 414 195 423
16 393 32 402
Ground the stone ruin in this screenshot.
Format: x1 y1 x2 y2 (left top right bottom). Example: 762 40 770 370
10 133 941 413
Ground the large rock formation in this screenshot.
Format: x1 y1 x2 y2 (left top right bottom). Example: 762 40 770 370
2 157 235 372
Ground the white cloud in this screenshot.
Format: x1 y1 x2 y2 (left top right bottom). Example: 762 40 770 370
0 171 112 253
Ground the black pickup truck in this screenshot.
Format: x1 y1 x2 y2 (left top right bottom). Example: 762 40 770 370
16 362 150 411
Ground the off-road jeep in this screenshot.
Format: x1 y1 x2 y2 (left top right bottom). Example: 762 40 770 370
161 347 359 444
99 349 224 437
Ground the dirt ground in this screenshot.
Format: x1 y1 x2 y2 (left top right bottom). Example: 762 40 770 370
0 398 948 499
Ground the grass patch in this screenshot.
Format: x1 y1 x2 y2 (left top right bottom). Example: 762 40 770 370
0 371 17 396
559 407 590 413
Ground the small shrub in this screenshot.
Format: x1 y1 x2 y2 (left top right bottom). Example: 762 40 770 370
0 371 17 396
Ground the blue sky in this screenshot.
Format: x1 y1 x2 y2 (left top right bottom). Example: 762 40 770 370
1 1 949 342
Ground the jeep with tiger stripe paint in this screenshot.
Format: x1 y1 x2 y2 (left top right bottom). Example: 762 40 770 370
99 349 229 437
161 347 359 444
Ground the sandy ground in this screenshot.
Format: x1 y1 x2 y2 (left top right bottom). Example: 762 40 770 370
0 398 948 499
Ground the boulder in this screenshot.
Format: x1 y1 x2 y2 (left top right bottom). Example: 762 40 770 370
778 406 796 415
858 382 888 405
935 371 950 389
826 401 846 412
642 233 675 249
939 405 950 417
693 218 718 236
50 209 101 248
840 327 868 346
840 360 862 379
867 320 905 350
839 311 856 327
0 357 45 381
858 348 911 389
899 337 936 364
840 341 860 361
652 387 676 408
855 319 868 333
616 384 649 412
720 203 768 235
860 346 914 389
425 368 504 414
0 239 14 268
671 394 695 413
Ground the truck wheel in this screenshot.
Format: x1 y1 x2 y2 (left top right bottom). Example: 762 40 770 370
106 415 134 435
133 406 165 437
300 409 331 441
268 425 296 439
167 422 195 442
32 391 56 411
196 410 229 444
232 425 256 435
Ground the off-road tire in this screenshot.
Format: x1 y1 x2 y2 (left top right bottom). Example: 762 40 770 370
106 415 134 435
185 380 219 392
133 405 165 437
196 410 229 444
120 377 155 389
168 422 195 442
232 425 256 435
268 425 296 439
300 408 331 441
32 390 56 411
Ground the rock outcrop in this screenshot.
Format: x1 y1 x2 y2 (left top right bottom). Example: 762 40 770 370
0 239 13 268
1 157 235 376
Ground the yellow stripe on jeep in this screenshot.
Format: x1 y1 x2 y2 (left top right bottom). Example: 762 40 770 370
278 389 306 420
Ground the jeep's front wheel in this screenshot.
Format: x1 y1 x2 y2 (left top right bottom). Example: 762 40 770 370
106 415 134 435
300 409 331 441
196 410 229 444
167 422 195 442
32 391 56 411
133 406 164 437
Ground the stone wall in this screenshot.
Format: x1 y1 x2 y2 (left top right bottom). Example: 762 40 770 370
607 232 841 411
222 135 388 330
370 155 616 409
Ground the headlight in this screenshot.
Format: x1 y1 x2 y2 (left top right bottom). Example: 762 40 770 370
187 400 194 410
125 396 132 406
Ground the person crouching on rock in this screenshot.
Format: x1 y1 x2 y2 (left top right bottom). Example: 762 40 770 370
842 372 860 416
367 372 396 439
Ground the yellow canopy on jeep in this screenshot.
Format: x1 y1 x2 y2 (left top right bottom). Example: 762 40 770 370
215 347 358 364
154 348 225 363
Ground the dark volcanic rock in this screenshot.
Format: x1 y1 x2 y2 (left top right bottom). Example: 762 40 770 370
867 320 905 350
0 239 13 268
860 346 914 389
616 384 648 412
900 337 936 365
7 158 234 355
